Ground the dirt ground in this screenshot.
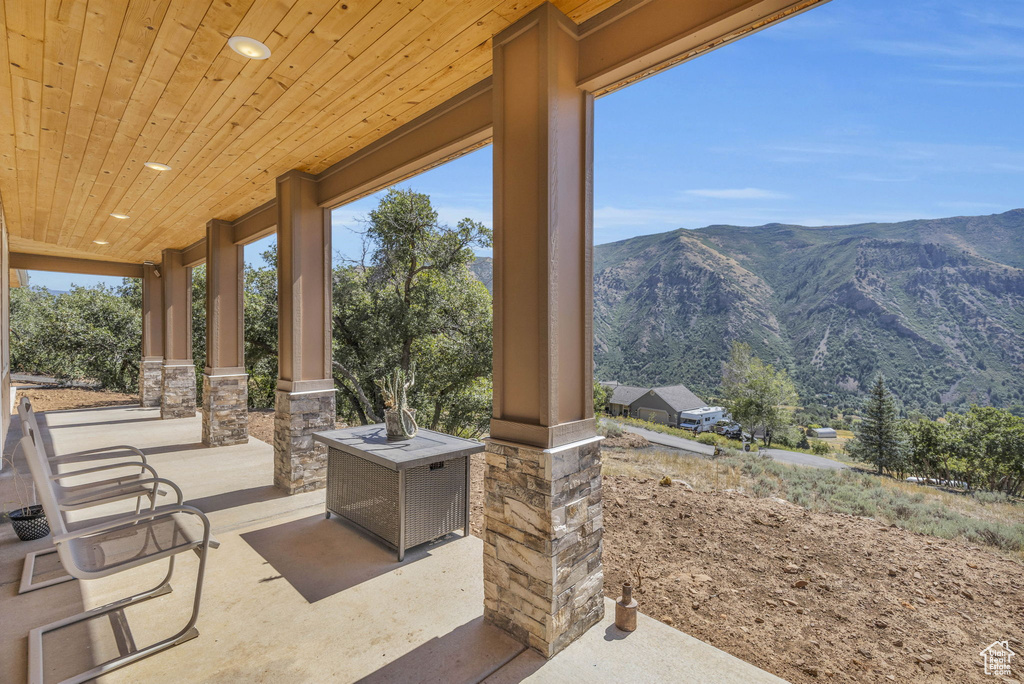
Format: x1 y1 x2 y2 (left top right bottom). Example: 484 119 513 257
600 475 1023 683
246 408 348 445
28 392 1023 682
14 386 137 412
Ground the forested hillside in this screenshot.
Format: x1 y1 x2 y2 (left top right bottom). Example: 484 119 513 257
477 209 1024 415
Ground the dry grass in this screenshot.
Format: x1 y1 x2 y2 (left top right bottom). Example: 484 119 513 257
602 445 1024 558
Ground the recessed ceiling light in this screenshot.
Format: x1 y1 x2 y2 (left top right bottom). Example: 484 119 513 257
110 212 129 219
144 161 171 171
93 240 109 245
228 36 271 60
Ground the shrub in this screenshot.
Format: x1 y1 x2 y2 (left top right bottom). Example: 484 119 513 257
696 432 719 446
809 439 831 455
773 432 794 448
751 474 777 498
601 423 624 439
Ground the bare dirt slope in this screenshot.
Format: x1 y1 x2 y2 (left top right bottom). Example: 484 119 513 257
602 476 1023 684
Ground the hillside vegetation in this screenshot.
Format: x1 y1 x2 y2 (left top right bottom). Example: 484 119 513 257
594 209 1024 415
476 209 1024 415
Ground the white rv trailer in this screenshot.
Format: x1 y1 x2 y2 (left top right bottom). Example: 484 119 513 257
678 406 727 433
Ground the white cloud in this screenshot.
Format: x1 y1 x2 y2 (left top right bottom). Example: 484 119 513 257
683 188 788 200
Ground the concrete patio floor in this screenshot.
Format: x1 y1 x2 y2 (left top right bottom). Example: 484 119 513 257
0 405 788 684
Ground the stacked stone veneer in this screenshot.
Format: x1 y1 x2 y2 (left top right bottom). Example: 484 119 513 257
139 360 163 408
483 437 604 657
161 365 196 419
202 374 248 447
274 389 335 494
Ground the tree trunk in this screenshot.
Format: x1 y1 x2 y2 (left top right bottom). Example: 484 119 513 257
332 360 381 423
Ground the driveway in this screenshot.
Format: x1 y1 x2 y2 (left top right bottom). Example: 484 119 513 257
606 420 850 471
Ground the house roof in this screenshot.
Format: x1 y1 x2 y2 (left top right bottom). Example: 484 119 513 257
603 382 706 413
605 384 648 407
652 385 705 412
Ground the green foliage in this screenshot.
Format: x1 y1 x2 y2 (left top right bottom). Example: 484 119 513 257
809 439 831 456
719 342 799 448
593 382 612 414
599 422 624 439
11 283 141 392
695 431 719 446
848 375 905 475
904 405 1024 496
243 247 279 408
331 189 493 437
192 265 207 400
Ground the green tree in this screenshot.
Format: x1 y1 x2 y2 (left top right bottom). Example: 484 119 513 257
331 189 493 436
191 265 206 401
10 283 141 393
849 375 905 476
243 246 279 408
594 382 612 415
720 342 798 448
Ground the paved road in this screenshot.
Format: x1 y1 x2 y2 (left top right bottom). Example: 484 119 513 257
606 420 850 471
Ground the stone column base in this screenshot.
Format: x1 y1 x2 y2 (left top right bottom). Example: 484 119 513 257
161 364 196 419
139 359 163 408
202 373 248 447
274 389 335 494
483 436 604 658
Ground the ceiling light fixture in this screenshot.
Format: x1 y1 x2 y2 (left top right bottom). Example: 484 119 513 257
110 212 130 219
93 240 109 245
144 161 172 171
228 36 271 60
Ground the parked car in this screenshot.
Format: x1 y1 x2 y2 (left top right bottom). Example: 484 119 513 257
712 420 743 440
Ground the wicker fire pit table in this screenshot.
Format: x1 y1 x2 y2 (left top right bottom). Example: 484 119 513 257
313 425 483 561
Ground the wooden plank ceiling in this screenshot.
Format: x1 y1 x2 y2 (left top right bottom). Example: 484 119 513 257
0 0 621 264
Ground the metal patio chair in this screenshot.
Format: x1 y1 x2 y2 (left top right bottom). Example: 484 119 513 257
15 401 169 594
17 396 150 469
20 430 216 684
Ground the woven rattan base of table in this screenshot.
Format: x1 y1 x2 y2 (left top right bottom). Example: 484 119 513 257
326 446 468 560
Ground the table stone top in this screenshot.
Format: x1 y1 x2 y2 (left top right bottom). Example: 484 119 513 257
313 424 484 471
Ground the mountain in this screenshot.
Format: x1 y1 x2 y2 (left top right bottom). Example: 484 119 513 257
474 209 1024 414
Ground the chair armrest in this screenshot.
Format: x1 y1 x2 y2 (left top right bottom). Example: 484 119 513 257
58 476 183 507
56 444 146 460
50 461 158 481
51 448 147 466
53 504 210 545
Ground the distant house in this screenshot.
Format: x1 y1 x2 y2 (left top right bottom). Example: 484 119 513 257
810 427 837 439
602 382 726 431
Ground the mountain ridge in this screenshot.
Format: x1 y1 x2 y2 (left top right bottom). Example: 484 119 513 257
472 209 1024 414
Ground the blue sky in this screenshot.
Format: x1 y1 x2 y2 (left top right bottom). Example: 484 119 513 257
30 0 1024 290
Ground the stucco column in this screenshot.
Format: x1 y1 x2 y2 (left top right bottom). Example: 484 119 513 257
140 262 164 408
160 248 196 419
274 170 335 494
202 219 248 446
484 3 603 659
